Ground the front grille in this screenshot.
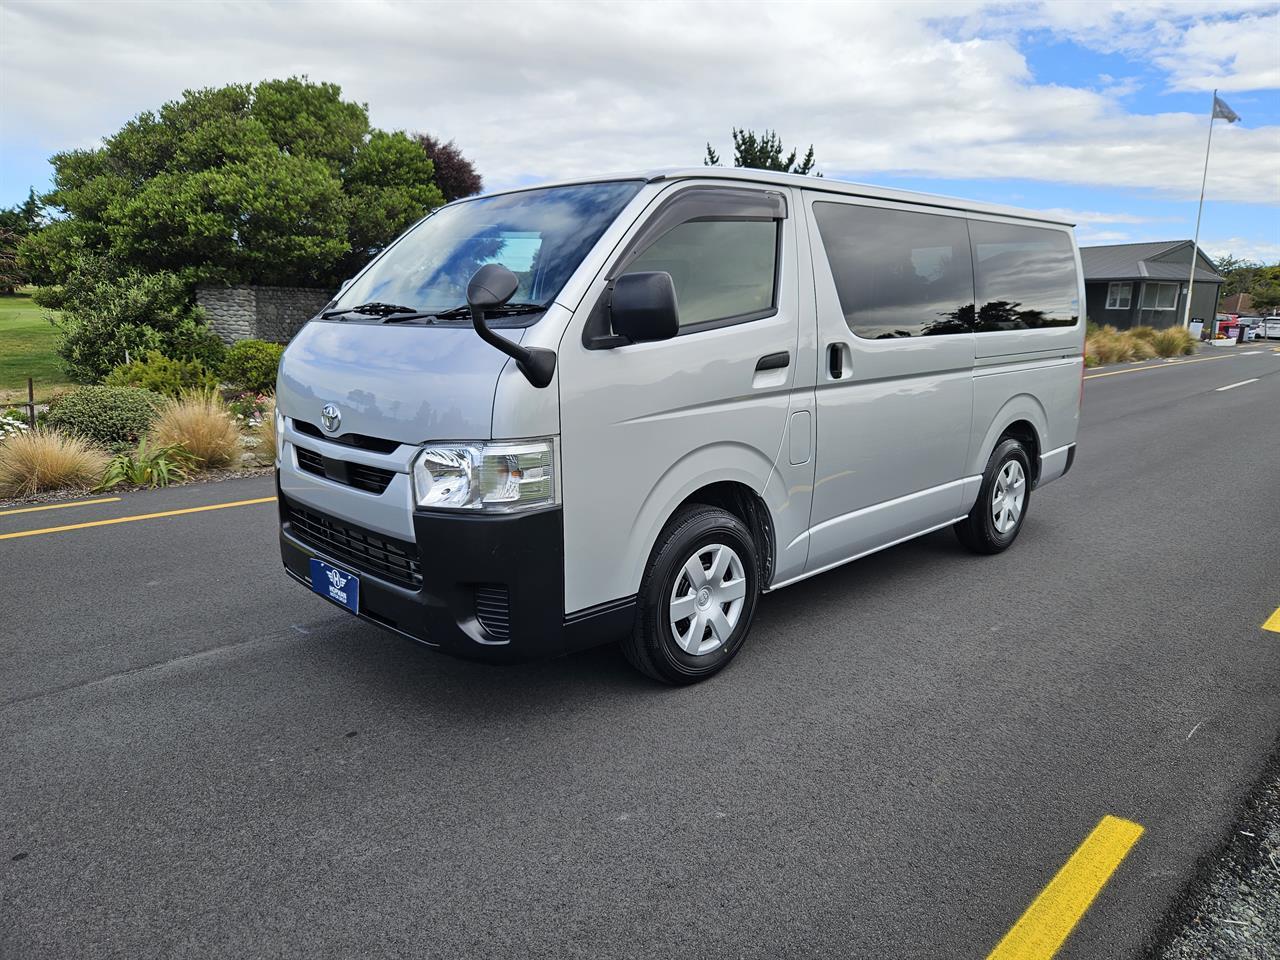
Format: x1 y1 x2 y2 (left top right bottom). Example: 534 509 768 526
296 446 325 476
474 585 511 639
293 419 402 454
295 446 395 494
284 497 422 590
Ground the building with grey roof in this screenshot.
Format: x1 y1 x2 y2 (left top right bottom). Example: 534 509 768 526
1081 241 1224 330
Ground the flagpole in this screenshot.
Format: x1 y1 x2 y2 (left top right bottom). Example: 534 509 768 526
1183 89 1217 331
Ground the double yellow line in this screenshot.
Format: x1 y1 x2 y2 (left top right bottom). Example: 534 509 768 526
0 496 276 541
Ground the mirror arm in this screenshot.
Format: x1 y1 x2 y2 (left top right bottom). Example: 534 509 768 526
468 305 557 389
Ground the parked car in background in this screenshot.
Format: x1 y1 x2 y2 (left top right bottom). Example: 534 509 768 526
1257 317 1280 340
1237 317 1266 342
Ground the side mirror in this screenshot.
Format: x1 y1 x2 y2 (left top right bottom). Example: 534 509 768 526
466 263 520 309
610 272 680 343
466 264 556 389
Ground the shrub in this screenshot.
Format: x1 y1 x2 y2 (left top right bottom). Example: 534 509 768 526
149 391 241 468
1129 336 1157 360
1 410 31 441
221 340 285 392
104 351 219 397
1084 325 1176 366
1085 326 1124 365
1152 326 1195 357
96 440 193 491
227 391 271 423
46 385 163 447
0 429 111 498
34 255 225 382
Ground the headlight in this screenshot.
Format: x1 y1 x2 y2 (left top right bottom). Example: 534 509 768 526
412 439 557 513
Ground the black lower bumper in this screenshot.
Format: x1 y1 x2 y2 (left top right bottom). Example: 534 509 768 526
278 485 634 662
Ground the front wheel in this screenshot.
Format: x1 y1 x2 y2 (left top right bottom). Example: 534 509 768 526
954 438 1031 554
623 505 760 684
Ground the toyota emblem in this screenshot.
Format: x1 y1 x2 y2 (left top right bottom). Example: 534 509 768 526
320 403 341 433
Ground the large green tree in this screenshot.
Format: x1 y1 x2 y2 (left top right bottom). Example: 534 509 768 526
22 78 444 289
704 128 820 176
19 78 448 381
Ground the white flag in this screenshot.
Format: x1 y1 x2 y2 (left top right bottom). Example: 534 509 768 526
1212 95 1240 123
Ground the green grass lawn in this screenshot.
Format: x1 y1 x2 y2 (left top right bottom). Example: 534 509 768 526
0 291 70 405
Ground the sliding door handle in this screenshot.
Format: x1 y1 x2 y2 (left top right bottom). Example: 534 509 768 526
828 343 844 379
755 351 790 372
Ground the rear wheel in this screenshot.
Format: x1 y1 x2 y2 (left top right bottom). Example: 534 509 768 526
623 505 760 684
954 438 1031 554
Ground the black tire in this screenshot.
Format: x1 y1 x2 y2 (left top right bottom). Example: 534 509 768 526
954 438 1032 555
623 504 760 685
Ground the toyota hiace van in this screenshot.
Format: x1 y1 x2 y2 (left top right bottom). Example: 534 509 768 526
276 168 1083 683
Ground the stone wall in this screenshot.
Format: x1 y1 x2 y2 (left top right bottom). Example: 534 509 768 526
197 285 333 344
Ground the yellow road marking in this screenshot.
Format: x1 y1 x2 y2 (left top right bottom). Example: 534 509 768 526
0 496 121 517
0 496 276 541
1085 353 1242 380
1263 607 1280 633
987 815 1144 960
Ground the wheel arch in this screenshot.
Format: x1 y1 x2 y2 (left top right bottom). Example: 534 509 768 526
625 443 780 601
672 480 776 586
971 395 1048 487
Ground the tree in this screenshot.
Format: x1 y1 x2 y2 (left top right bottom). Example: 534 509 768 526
0 229 22 294
1213 254 1280 308
704 128 819 176
1250 269 1280 311
17 77 447 381
0 188 45 293
22 78 444 289
415 134 483 202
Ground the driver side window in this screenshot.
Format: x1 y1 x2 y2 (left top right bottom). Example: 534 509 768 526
623 218 779 329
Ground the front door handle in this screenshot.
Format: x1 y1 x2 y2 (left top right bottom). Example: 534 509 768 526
755 351 790 372
828 343 843 379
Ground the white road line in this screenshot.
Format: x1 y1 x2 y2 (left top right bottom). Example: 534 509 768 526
1216 379 1260 392
1239 350 1262 356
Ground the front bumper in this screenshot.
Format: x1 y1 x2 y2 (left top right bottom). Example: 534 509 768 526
277 479 634 662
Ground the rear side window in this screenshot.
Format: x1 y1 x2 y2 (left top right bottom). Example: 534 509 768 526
624 219 778 328
970 221 1079 330
812 202 973 339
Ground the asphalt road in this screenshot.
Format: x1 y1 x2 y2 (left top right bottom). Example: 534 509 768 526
3 346 1279 960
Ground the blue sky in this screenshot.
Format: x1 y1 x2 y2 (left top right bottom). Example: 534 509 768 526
2 1 1277 262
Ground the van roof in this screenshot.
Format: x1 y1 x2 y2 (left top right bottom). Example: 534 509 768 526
480 167 1076 228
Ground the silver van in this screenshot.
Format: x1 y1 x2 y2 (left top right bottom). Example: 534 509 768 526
275 169 1083 683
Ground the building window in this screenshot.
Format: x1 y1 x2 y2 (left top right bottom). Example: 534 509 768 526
1140 282 1179 310
1106 282 1132 310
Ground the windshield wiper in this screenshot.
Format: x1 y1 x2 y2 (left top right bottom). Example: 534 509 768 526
323 301 421 319
425 302 547 320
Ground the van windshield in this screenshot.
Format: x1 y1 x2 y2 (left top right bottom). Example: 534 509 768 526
331 180 644 318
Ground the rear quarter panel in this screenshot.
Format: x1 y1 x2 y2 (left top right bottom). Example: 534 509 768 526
965 219 1085 491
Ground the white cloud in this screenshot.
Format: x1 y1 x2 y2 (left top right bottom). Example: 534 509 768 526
0 0 1277 206
1155 12 1280 92
1201 237 1280 263
1040 209 1161 225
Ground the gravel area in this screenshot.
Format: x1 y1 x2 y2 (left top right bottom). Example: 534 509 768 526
1147 742 1280 959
